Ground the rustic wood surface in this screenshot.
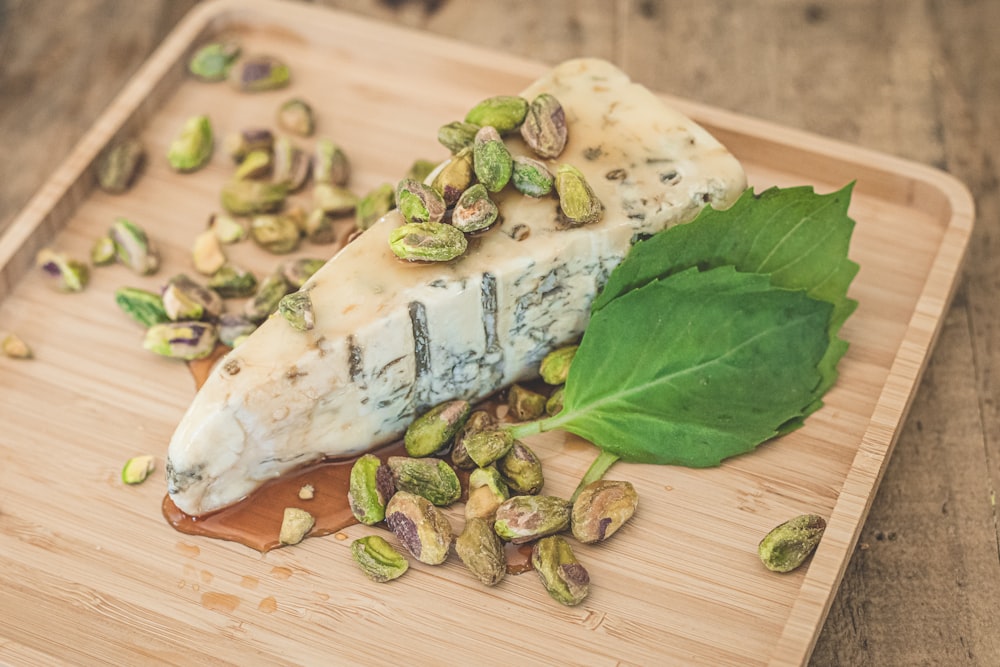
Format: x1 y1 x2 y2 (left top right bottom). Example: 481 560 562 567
0 1 996 665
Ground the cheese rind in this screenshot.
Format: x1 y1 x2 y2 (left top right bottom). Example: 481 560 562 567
166 58 747 516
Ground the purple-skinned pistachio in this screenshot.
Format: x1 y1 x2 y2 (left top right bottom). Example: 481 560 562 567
229 55 290 92
142 321 218 360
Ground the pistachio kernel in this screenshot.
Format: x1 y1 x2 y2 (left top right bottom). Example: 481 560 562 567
384 491 454 565
356 183 396 231
348 454 395 525
520 93 568 159
167 114 213 173
280 258 325 289
217 313 257 347
96 138 145 194
90 235 117 266
545 387 565 416
188 41 241 81
142 322 218 360
250 213 301 255
230 54 291 92
571 480 639 544
451 409 496 470
532 535 590 606
387 456 461 507
109 218 159 276
395 179 446 224
209 214 247 244
555 163 604 226
404 399 472 457
389 222 467 263
313 183 358 216
1 333 33 360
465 466 509 521
473 126 513 193
277 97 315 136
278 291 315 331
758 514 827 573
121 455 155 485
465 95 529 134
208 263 258 298
162 273 223 321
405 158 438 183
220 179 287 216
351 535 409 583
35 248 90 292
314 139 350 186
233 149 272 181
114 287 169 328
540 345 578 385
511 156 554 198
430 147 474 206
464 428 515 468
191 230 227 276
244 271 292 322
497 441 544 495
507 383 547 421
451 183 499 233
223 128 273 162
272 137 312 193
278 507 314 546
455 517 507 587
494 495 571 544
437 120 481 153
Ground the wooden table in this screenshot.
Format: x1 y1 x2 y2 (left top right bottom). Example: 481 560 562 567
1 1 997 664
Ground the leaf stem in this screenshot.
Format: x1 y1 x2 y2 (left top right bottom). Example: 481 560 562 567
570 450 620 502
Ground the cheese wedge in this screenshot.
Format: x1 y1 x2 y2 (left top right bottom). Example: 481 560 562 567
166 58 747 516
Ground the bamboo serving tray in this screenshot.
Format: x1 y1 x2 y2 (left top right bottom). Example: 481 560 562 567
0 1 974 665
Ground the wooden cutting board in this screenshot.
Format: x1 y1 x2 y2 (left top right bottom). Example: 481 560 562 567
0 1 974 665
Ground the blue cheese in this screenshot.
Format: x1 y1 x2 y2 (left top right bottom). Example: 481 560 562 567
166 58 747 515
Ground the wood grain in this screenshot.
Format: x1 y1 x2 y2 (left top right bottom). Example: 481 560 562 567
0 1 996 665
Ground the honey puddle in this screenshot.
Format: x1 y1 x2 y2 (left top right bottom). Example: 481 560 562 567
167 350 536 575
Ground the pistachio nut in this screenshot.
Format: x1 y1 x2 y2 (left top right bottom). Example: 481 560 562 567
465 95 529 134
223 128 274 162
313 139 350 187
191 230 227 276
384 491 454 565
109 218 159 276
451 183 499 233
313 183 358 216
220 178 287 215
545 386 565 416
437 121 481 154
473 126 513 193
114 287 169 327
571 480 638 544
278 507 314 546
167 114 213 173
455 517 507 587
162 273 223 321
450 410 496 470
430 147 474 206
97 138 145 194
520 93 568 159
405 158 438 183
532 535 590 606
217 313 258 347
507 383 547 421
121 455 155 485
388 222 467 262
387 456 461 506
250 213 301 254
229 54 291 92
90 235 117 266
244 271 291 322
1 333 32 360
497 441 544 495
494 495 571 544
233 148 272 181
35 248 89 292
465 466 509 521
540 345 578 385
464 428 515 468
304 209 336 245
556 163 604 226
208 263 258 298
404 399 471 457
348 453 395 525
395 179 446 224
356 182 396 231
280 257 325 289
142 321 218 360
512 156 554 198
188 41 240 81
277 97 315 136
758 514 827 573
209 214 247 244
278 290 315 331
272 136 312 193
351 535 409 583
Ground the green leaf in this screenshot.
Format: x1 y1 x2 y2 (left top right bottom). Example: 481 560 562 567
540 266 832 467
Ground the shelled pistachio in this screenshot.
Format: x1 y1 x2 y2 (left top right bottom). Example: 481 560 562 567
278 291 314 331
494 495 571 544
351 535 409 583
110 218 159 276
272 137 311 192
191 230 227 276
220 179 287 215
250 213 301 254
571 480 638 544
520 93 568 159
758 514 827 573
1 333 32 360
114 287 169 327
555 163 604 226
497 442 544 495
348 453 395 525
280 258 325 289
188 41 240 81
540 345 578 385
395 179 446 224
507 383 547 421
405 158 438 183
451 410 496 470
229 54 290 92
430 147 474 206
451 183 499 233
208 263 258 298
511 156 554 198
97 138 145 193
90 235 117 266
389 222 466 262
465 466 509 521
355 183 395 231
545 387 565 416
121 455 155 485
277 97 315 136
209 214 247 244
35 248 89 292
387 457 461 506
384 491 454 565
463 428 515 468
404 399 471 457
313 139 349 186
244 270 291 322
278 507 314 546
161 274 223 321
233 149 272 181
223 128 273 162
142 322 217 360
437 121 480 154
167 114 213 173
455 517 506 587
532 536 589 606
217 313 257 347
465 95 528 134
473 126 513 193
